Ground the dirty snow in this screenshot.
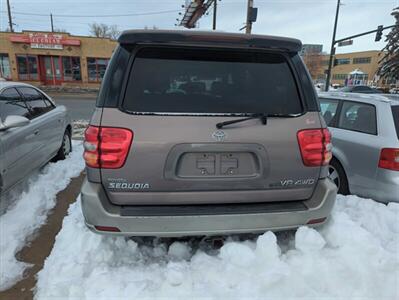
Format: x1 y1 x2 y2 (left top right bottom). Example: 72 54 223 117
35 194 399 300
0 142 84 291
72 120 89 140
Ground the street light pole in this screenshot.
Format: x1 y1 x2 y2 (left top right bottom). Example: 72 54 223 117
212 0 217 30
6 0 14 32
325 0 341 91
245 0 254 34
50 13 54 32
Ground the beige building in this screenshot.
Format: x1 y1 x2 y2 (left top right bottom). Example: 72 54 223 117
0 30 117 88
314 50 391 87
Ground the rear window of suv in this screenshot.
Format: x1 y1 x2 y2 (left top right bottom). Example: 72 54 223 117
122 47 302 115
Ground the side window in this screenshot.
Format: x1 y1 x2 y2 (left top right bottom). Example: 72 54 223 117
319 98 339 126
18 87 51 118
0 88 30 121
338 101 377 135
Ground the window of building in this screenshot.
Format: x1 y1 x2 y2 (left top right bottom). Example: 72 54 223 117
17 55 39 80
353 57 371 64
0 54 11 79
321 60 330 66
332 74 348 80
62 56 81 81
87 57 109 82
338 101 377 135
334 58 350 66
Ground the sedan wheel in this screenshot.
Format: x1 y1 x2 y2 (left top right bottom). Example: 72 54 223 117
62 132 72 156
53 129 72 162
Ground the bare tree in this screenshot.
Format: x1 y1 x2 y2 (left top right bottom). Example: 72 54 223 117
89 22 120 40
107 24 120 40
303 51 323 80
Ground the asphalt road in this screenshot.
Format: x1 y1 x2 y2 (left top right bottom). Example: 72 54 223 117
51 94 96 121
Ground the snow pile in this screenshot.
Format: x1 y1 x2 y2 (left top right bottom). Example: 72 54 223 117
35 195 399 299
0 142 84 291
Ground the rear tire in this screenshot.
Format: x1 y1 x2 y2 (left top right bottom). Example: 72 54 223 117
328 158 349 195
53 129 72 161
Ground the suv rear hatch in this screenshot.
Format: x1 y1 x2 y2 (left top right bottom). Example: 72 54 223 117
86 34 328 206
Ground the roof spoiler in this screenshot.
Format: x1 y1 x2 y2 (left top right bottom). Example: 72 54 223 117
118 30 302 52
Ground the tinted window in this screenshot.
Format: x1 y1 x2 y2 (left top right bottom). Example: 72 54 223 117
123 48 302 115
338 101 377 135
320 98 339 126
97 46 129 107
352 86 368 91
392 106 399 140
0 88 30 120
18 87 51 118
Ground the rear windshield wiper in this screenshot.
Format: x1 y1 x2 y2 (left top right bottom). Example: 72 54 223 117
216 113 267 129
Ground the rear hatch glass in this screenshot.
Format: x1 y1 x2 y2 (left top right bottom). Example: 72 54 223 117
122 47 303 115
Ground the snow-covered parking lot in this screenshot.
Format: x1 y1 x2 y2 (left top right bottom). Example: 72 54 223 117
34 195 399 299
0 143 398 299
0 142 85 291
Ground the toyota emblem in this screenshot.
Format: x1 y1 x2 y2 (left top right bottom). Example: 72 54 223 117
212 130 226 142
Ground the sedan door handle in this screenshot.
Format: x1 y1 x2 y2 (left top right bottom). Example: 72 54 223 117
26 130 39 140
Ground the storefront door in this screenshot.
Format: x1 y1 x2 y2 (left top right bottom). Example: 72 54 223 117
39 56 62 85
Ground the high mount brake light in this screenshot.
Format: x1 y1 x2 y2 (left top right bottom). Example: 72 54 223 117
378 148 399 171
83 126 133 169
297 129 332 167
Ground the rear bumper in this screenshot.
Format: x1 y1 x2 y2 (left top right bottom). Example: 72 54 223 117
368 168 399 203
81 178 337 237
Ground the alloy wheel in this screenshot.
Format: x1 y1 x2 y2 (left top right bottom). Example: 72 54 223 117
63 133 71 156
328 165 340 190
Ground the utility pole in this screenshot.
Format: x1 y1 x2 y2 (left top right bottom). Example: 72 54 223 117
50 13 54 32
6 0 14 32
245 0 254 34
212 0 217 30
325 0 341 91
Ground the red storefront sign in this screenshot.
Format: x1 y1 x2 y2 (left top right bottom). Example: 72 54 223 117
9 33 81 49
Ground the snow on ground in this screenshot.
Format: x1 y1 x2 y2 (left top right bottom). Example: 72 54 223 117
0 142 84 291
35 194 399 300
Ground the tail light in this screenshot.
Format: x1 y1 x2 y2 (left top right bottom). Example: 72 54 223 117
297 129 332 167
378 148 399 171
83 126 133 169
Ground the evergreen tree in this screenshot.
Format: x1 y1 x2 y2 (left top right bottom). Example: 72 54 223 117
378 7 399 82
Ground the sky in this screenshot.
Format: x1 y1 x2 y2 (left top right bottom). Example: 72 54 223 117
0 0 397 54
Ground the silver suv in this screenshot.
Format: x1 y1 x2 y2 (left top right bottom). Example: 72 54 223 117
319 92 399 203
81 30 337 237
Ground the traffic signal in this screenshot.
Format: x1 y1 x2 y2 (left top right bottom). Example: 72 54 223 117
375 25 383 42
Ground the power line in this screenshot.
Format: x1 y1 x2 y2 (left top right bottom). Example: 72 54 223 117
0 9 182 18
